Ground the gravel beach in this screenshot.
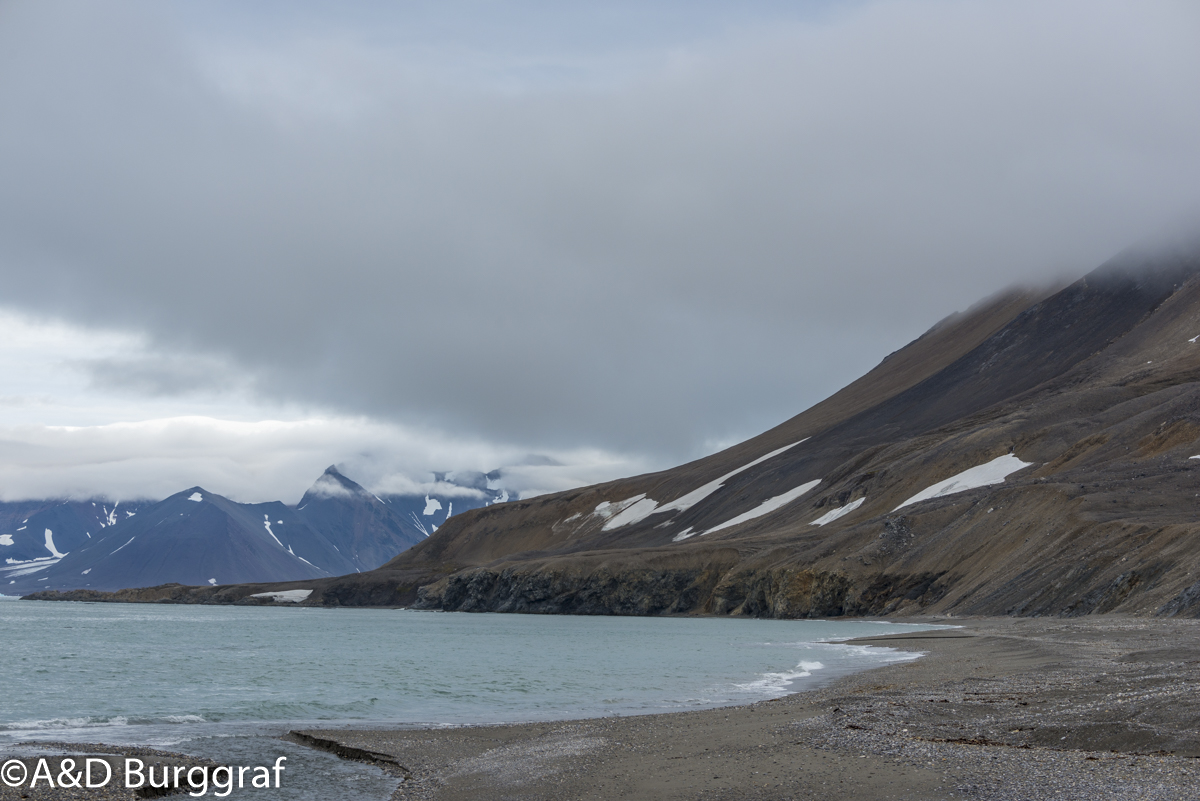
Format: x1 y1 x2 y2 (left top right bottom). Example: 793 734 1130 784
296 617 1200 800
9 616 1200 800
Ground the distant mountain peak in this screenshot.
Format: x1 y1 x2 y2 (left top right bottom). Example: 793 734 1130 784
303 467 367 499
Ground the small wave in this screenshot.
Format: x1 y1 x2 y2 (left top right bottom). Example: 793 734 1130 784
0 716 129 732
736 660 826 696
163 715 207 724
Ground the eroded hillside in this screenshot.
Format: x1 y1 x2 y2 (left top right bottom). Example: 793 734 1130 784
33 245 1200 619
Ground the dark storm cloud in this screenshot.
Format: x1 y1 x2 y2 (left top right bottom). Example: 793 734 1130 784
1 0 1199 461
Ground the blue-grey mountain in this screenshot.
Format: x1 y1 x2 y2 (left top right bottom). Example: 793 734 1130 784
5 466 503 594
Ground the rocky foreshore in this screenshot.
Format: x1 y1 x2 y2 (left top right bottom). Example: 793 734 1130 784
297 616 1200 800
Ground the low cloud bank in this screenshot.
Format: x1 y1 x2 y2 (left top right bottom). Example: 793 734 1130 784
0 416 658 504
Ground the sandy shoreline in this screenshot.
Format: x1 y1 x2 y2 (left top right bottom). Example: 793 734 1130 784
295 616 1200 800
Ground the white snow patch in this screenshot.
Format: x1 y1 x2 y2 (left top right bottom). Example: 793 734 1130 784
106 503 119 527
44 529 66 559
249 589 312 603
893 454 1033 511
0 535 12 546
287 544 320 570
263 516 284 547
82 569 91 575
599 439 809 532
447 501 453 518
1190 455 1200 460
671 527 696 542
408 512 431 538
1191 336 1199 343
423 496 443 516
188 492 203 502
661 439 809 515
594 495 645 520
208 578 217 585
1 561 56 577
701 479 822 536
16 527 25 531
125 511 136 517
810 497 866 527
601 497 661 530
109 537 135 556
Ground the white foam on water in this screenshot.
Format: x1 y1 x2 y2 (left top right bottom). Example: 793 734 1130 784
735 660 826 696
0 716 130 732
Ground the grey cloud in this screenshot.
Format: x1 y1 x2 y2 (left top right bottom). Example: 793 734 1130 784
0 417 654 503
72 355 250 397
1 0 1199 464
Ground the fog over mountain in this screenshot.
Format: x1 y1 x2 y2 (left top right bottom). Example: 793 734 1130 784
0 0 1198 502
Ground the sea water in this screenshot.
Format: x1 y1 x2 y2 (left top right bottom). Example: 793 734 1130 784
0 599 945 798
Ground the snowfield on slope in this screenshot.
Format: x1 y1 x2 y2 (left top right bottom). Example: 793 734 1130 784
596 439 809 531
810 497 865 527
893 454 1033 511
249 589 312 603
689 479 822 538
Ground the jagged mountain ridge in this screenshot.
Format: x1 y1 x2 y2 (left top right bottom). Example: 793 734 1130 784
30 243 1200 617
5 466 502 594
0 499 150 585
6 487 357 593
295 466 430 570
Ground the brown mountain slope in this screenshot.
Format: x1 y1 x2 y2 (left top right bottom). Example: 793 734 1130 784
33 244 1200 618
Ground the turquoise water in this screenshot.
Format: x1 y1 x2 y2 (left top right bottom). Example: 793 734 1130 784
0 599 944 798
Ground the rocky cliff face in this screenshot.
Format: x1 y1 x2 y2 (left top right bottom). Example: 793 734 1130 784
37 244 1200 618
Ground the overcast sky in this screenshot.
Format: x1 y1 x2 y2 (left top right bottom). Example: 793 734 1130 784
1 0 1198 503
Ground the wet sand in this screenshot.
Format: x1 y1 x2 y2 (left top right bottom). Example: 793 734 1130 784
296 617 1200 800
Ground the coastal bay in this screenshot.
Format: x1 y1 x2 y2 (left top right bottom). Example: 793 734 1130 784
5 612 1200 799
299 617 1200 800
